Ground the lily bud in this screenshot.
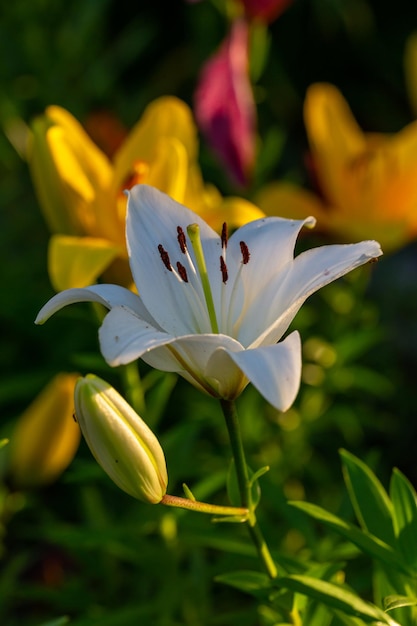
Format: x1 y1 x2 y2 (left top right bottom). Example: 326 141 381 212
74 375 167 503
9 373 81 489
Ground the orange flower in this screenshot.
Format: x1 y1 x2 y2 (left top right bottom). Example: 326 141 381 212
256 83 417 251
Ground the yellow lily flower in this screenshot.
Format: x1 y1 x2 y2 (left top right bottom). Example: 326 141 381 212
28 97 264 291
256 83 417 251
9 373 80 489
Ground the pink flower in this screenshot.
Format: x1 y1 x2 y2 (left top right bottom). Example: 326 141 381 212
240 0 292 23
194 19 256 187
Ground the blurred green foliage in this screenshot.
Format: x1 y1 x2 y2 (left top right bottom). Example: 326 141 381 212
2 0 417 624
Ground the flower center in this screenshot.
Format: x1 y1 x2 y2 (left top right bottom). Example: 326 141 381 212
157 222 250 336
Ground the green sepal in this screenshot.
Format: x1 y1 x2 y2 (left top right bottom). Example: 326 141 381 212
182 482 196 502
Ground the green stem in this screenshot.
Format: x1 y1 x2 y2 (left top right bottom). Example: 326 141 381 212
161 494 248 518
220 399 278 579
120 362 145 416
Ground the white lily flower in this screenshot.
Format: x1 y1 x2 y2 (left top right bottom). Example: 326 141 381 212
36 185 382 412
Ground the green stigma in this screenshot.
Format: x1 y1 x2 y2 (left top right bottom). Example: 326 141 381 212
187 223 219 334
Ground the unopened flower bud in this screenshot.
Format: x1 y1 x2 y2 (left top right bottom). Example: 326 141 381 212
74 375 167 503
9 373 80 488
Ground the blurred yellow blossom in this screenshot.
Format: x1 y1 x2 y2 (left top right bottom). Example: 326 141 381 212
28 97 264 291
256 82 417 252
9 373 80 489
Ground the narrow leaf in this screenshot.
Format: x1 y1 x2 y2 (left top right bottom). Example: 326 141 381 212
384 594 417 612
215 570 272 599
277 575 396 624
390 468 417 569
340 449 395 545
290 501 411 576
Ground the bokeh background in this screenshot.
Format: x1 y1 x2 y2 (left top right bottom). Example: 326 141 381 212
2 1 417 624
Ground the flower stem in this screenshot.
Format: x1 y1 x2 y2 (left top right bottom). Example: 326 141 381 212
161 494 248 518
220 399 278 579
120 362 145 416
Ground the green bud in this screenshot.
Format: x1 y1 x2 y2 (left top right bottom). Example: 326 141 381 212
74 374 167 503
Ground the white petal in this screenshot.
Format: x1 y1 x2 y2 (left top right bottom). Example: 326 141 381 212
100 305 245 398
35 284 150 324
126 184 221 335
221 215 315 336
99 305 175 366
215 331 302 411
243 240 382 348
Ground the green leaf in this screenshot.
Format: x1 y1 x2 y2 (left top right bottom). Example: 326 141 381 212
340 449 395 545
276 575 395 624
215 570 272 600
390 468 417 569
384 594 417 612
290 501 411 576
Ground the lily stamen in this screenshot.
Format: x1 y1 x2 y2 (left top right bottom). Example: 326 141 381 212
158 244 172 271
221 222 228 249
176 261 189 283
177 226 187 254
240 241 250 264
220 256 228 284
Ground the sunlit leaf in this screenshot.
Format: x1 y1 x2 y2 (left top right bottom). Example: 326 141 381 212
384 594 417 612
290 501 411 575
390 468 417 569
340 449 395 545
276 575 397 624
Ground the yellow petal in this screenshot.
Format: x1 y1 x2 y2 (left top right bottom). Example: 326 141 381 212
48 235 123 291
9 373 81 488
113 96 198 194
304 83 366 209
46 106 113 191
255 181 328 222
145 137 189 203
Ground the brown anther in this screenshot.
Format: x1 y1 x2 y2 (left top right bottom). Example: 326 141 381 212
368 257 379 264
240 241 250 264
220 256 228 283
177 261 188 282
177 226 187 253
158 244 172 271
221 222 228 249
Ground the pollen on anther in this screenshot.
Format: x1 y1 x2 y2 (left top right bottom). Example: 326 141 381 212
177 261 188 282
221 222 228 249
177 226 187 253
240 241 250 264
158 244 172 271
220 256 228 283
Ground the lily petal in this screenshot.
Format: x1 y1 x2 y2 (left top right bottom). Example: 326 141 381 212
212 331 302 411
98 305 246 397
35 284 150 325
126 185 222 335
113 96 198 194
248 239 382 349
223 214 315 337
48 235 122 291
